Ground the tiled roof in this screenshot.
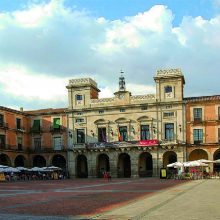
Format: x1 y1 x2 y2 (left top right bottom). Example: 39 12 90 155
184 95 220 102
0 106 28 115
24 108 67 115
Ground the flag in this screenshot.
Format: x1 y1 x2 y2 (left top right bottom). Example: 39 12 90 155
118 130 122 141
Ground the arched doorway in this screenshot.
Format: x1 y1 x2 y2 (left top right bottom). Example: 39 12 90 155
118 153 131 178
139 152 153 177
33 155 46 167
14 155 25 167
0 154 11 166
76 155 88 178
189 149 208 161
97 154 110 177
163 151 177 167
213 149 220 172
52 154 66 170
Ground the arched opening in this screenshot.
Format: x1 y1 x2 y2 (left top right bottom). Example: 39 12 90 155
33 155 46 167
52 154 66 170
0 154 11 166
118 153 131 178
163 151 177 167
188 149 208 161
14 155 25 167
213 149 220 172
97 154 110 177
139 152 153 177
76 155 88 178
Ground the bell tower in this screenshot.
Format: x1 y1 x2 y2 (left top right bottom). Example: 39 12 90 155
154 69 185 102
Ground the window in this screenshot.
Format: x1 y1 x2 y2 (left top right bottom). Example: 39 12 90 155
140 125 150 140
165 123 174 141
218 128 220 143
77 112 82 115
218 107 220 120
163 112 175 117
120 108 125 112
193 129 203 144
141 106 148 111
165 86 172 93
53 137 62 150
193 108 202 121
16 118 21 129
118 126 127 141
17 137 22 150
98 127 106 142
53 118 60 130
77 129 85 143
0 135 5 149
0 114 4 127
99 110 104 114
34 138 41 151
76 94 83 101
75 118 84 123
32 120 40 131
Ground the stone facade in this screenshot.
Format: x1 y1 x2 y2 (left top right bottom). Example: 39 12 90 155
66 69 186 178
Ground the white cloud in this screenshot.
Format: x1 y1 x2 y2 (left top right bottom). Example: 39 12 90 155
0 65 68 101
1 1 220 109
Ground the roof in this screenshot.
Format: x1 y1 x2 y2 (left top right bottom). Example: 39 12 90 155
184 95 220 102
24 108 67 115
0 106 28 115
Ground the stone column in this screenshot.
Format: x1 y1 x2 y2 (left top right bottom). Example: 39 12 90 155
87 151 97 178
109 151 118 178
151 151 158 177
68 151 76 178
130 151 139 178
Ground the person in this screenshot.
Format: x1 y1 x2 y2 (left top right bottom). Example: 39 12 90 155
107 172 111 181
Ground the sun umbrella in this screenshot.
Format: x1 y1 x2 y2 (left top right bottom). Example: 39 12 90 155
213 159 220 163
167 162 183 168
196 159 213 163
0 165 9 168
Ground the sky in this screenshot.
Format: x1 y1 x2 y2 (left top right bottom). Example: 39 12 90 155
1 0 220 110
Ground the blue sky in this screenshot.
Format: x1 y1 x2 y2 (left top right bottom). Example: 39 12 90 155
0 0 220 110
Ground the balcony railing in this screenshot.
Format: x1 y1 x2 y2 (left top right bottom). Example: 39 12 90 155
193 118 202 123
194 140 203 145
29 127 42 134
50 126 66 133
16 126 25 133
0 122 8 129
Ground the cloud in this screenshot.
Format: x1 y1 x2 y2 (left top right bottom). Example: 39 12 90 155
1 0 220 109
0 64 68 101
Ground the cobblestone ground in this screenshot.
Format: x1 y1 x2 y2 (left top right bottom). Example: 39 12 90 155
0 178 187 219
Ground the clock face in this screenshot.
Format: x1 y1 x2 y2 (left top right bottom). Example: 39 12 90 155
119 94 125 99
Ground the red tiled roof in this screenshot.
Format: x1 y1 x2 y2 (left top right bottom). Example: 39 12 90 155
24 108 67 115
184 95 220 102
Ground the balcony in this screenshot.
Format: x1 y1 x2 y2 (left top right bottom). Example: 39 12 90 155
16 126 25 133
0 122 8 130
29 127 42 134
50 125 66 134
193 118 203 124
194 140 203 145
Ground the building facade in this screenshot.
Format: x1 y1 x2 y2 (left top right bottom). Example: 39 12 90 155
0 107 68 170
185 96 220 172
66 69 186 178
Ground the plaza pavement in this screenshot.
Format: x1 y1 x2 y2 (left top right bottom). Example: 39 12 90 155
0 178 219 220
